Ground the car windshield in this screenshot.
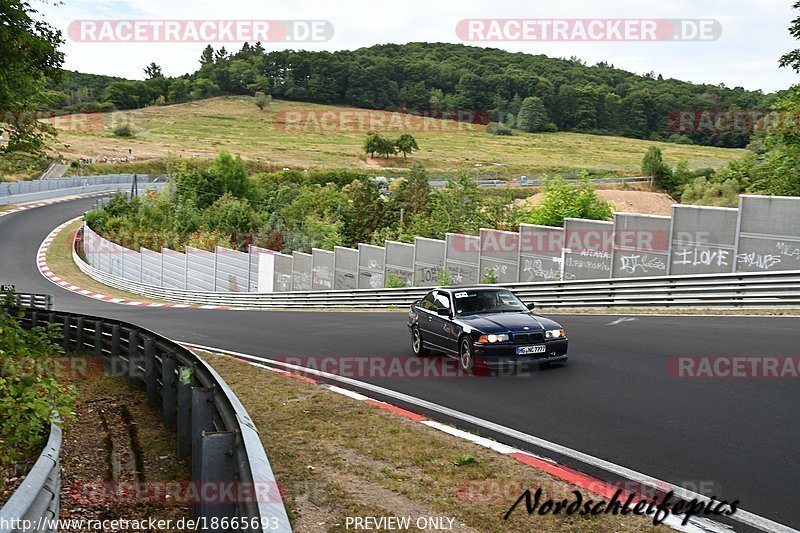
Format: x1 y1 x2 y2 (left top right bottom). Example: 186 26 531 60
453 289 528 316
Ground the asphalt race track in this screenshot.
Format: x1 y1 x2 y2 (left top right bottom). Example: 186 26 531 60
1 196 798 531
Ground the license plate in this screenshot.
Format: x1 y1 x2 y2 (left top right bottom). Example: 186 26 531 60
516 345 546 355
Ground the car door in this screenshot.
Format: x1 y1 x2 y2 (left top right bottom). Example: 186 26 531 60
428 291 458 354
416 291 437 342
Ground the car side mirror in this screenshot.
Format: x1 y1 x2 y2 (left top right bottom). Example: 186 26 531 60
436 308 451 316
526 302 536 310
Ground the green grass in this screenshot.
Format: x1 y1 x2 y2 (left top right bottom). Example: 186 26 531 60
55 96 746 175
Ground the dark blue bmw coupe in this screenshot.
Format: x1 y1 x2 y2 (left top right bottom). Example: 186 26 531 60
407 287 568 371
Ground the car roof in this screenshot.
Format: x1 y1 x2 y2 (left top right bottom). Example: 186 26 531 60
433 286 507 292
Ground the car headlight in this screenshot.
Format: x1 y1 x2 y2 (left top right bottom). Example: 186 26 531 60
545 329 565 339
477 333 510 343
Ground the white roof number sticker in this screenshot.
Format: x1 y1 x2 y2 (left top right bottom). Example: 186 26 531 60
454 292 469 298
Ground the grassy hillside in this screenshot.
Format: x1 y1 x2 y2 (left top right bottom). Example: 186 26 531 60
53 96 746 175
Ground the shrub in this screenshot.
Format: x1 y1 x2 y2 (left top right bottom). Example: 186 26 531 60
386 272 407 288
0 298 74 464
486 122 513 135
437 268 453 286
681 176 740 207
113 123 135 137
520 174 613 227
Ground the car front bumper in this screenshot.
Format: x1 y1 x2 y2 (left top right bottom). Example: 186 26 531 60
472 338 568 368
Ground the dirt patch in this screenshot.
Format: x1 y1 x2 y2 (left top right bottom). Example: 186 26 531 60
58 357 191 529
518 186 676 216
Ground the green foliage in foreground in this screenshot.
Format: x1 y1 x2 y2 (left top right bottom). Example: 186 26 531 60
0 298 74 464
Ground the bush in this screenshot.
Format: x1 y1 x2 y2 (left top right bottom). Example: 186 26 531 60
520 174 613 227
0 151 51 179
386 272 407 288
486 122 513 135
680 176 740 207
0 298 74 464
667 133 693 145
437 268 453 286
113 123 135 137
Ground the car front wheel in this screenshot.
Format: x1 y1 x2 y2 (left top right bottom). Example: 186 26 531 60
459 337 474 372
411 325 430 356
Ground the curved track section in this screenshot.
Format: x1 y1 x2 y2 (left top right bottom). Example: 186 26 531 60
2 196 798 531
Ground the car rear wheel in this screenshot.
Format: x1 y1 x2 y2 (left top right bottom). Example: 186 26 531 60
411 326 430 356
459 337 474 372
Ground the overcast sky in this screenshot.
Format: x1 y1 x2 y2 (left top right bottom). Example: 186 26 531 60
40 0 798 93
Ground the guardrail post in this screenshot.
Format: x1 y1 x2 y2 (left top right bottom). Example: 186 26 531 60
191 387 216 519
30 310 38 329
144 339 158 407
128 330 141 386
197 431 236 525
110 324 121 357
62 315 71 350
75 317 85 352
177 366 194 458
162 352 177 427
93 320 104 358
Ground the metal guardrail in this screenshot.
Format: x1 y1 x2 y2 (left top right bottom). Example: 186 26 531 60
73 245 800 309
0 174 168 198
0 419 61 533
0 292 53 310
0 300 292 533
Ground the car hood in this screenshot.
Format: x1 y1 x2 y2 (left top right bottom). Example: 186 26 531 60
456 312 561 334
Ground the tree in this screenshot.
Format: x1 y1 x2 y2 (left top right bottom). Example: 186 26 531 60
407 172 485 239
641 146 666 177
103 81 150 109
516 96 550 132
144 62 163 79
167 78 192 103
200 45 215 65
214 47 228 62
779 1 800 72
254 91 272 111
641 146 675 191
390 162 431 221
395 133 419 158
364 131 395 158
343 179 386 245
376 135 397 158
191 78 220 100
0 0 64 153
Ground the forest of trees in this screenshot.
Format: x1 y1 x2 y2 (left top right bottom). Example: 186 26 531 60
40 42 781 148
